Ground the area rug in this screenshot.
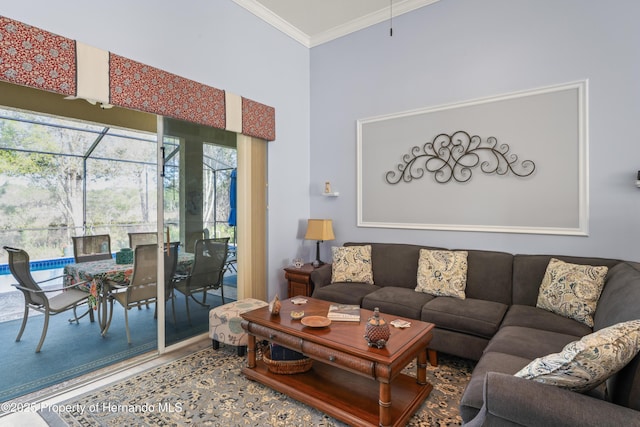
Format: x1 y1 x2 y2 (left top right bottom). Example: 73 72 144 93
43 345 475 426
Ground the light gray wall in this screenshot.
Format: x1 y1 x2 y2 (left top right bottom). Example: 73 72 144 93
310 0 640 261
2 0 311 298
5 0 640 295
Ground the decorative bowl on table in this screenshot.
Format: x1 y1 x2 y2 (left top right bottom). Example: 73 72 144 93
290 311 304 320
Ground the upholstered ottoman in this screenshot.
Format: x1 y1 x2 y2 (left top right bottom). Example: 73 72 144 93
209 298 268 356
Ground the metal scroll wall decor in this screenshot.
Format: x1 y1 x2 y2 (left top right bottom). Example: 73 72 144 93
385 131 536 184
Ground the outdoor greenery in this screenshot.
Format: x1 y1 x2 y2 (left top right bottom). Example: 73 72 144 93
0 107 236 262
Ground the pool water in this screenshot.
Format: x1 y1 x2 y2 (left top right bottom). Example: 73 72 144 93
0 255 85 294
0 268 64 294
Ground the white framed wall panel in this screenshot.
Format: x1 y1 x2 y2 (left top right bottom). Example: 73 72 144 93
357 80 589 236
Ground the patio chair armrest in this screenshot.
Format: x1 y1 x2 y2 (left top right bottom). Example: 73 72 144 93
173 273 188 282
35 274 65 284
11 283 43 293
62 280 92 290
12 280 91 294
99 277 125 290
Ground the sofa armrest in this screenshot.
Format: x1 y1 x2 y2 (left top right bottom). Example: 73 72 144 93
310 263 332 289
464 372 640 427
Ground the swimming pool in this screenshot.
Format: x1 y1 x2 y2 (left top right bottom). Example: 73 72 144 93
0 256 75 275
0 256 74 294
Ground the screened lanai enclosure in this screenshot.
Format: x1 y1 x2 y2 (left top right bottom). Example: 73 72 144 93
0 107 237 260
0 105 239 401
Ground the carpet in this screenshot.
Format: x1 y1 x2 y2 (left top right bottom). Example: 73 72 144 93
43 345 475 426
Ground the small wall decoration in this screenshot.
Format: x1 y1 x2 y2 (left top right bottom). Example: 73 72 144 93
357 80 588 236
385 130 536 184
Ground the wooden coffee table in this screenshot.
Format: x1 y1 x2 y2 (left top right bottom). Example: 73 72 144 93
240 297 434 427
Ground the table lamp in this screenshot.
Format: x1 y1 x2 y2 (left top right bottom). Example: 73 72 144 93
304 219 335 267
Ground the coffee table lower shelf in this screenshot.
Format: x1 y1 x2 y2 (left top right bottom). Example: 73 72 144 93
242 359 433 427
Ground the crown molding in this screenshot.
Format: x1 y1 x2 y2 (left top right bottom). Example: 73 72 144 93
309 0 441 47
232 0 312 47
233 0 441 49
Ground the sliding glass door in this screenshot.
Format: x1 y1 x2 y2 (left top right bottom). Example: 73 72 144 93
0 80 261 400
160 117 237 347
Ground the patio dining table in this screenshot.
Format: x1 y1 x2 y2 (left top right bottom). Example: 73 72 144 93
63 252 194 333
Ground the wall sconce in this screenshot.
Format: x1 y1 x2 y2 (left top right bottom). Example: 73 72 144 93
304 219 335 267
636 171 640 188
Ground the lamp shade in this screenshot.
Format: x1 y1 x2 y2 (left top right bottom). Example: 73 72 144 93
304 219 335 241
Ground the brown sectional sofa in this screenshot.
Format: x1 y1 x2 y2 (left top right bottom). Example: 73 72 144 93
310 242 640 426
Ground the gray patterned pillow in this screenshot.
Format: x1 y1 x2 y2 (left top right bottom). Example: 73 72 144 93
331 245 373 284
515 319 640 392
415 249 468 299
536 258 608 327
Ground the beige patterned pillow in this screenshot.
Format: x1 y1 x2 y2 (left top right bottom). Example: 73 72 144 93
515 319 640 392
331 245 373 284
536 258 608 327
415 249 468 299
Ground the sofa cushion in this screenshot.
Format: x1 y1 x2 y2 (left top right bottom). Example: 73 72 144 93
593 262 640 411
595 262 640 330
501 305 593 337
536 258 608 327
362 287 435 319
484 326 581 360
311 282 379 305
459 351 531 422
415 249 468 299
512 254 621 306
514 320 640 393
345 242 447 289
428 328 491 362
421 297 507 339
610 354 640 411
331 245 373 284
460 249 513 305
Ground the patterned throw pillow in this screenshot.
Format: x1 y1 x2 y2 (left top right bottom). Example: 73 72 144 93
415 249 468 299
331 245 373 284
515 319 640 392
536 258 608 327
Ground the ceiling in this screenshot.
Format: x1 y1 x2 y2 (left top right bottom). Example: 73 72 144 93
232 0 441 48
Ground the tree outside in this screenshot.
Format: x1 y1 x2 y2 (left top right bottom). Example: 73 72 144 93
0 108 236 262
